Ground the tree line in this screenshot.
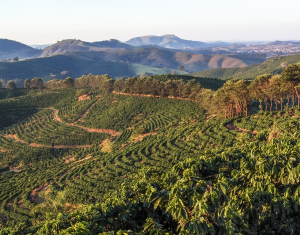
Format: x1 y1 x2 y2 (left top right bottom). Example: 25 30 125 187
204 63 300 118
5 62 300 118
44 63 300 118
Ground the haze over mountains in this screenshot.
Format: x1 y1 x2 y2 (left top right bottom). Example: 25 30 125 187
125 34 234 49
0 39 41 60
0 37 252 86
1 34 300 87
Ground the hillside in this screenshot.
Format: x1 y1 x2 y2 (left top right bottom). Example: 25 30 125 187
125 34 208 49
0 55 134 87
0 48 250 87
1 81 300 233
191 53 300 79
66 48 248 73
40 39 133 57
0 53 196 87
0 39 41 60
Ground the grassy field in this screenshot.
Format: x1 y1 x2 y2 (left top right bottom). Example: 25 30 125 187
130 63 187 76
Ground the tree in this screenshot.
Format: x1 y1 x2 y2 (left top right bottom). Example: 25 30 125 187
113 77 125 94
134 77 144 96
249 74 271 111
12 56 19 62
24 79 31 89
281 63 300 108
0 80 2 88
7 80 16 90
64 77 74 88
174 79 185 98
178 66 185 75
31 77 44 89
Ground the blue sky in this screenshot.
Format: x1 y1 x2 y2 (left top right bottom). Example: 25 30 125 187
1 0 300 44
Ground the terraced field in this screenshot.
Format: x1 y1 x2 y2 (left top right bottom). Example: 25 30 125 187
0 89 276 227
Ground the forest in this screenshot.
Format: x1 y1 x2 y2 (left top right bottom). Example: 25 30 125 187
0 63 300 234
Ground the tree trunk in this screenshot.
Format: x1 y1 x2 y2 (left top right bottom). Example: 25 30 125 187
270 98 273 112
280 98 283 111
259 100 263 111
265 98 268 112
275 100 278 112
292 93 295 107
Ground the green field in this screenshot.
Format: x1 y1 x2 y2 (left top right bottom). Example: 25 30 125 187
130 63 187 76
1 78 300 234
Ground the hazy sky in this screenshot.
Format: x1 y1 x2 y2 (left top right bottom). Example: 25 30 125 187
1 0 300 45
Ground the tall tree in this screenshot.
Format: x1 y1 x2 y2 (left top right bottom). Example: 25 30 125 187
174 79 185 98
281 63 300 108
24 79 31 89
113 77 125 94
31 77 44 89
249 74 271 111
7 80 16 90
64 77 74 88
134 78 144 96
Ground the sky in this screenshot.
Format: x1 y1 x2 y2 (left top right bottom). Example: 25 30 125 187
1 0 300 45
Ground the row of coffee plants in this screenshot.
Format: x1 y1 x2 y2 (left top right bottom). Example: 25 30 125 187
2 109 110 146
2 123 300 234
79 93 205 131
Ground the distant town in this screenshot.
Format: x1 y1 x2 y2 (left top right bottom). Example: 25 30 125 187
190 41 300 57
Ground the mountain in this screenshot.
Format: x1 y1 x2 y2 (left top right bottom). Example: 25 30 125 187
0 39 41 60
64 48 248 73
0 52 185 87
40 39 133 57
125 34 208 49
0 54 133 87
190 53 300 80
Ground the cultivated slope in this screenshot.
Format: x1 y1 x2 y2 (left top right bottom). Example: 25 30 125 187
191 54 300 79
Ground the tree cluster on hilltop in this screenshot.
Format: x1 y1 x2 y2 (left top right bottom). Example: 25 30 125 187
42 62 300 119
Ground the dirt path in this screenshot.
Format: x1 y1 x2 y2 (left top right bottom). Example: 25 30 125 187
4 134 92 149
76 97 101 123
204 115 216 122
112 91 192 101
49 108 121 136
226 122 258 135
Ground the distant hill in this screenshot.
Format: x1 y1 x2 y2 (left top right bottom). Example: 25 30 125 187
190 54 300 80
0 53 188 87
0 54 134 87
40 39 133 57
0 39 41 60
30 44 52 49
64 48 248 73
125 34 208 49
